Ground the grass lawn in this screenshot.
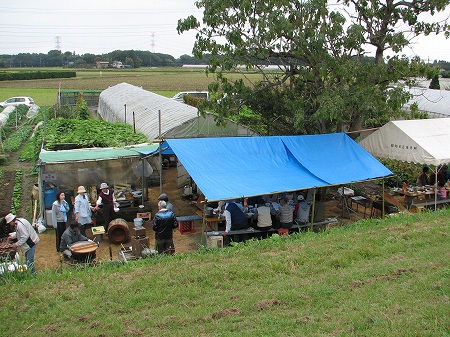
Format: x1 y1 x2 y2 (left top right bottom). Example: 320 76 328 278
0 209 449 336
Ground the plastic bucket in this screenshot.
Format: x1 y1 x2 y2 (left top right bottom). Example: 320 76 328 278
108 218 130 244
44 187 57 208
133 218 143 228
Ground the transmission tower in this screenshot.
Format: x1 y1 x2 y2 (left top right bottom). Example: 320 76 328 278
151 32 155 53
55 36 61 51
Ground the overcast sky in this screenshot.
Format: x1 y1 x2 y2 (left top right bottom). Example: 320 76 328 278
1 1 449 61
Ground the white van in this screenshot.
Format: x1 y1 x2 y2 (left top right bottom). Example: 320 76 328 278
172 91 209 103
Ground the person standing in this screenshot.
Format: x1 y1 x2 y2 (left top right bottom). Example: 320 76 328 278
94 182 116 232
5 213 40 274
158 193 174 212
74 186 94 236
416 166 430 187
51 191 70 252
152 200 178 254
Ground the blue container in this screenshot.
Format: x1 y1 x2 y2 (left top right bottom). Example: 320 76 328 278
44 187 57 209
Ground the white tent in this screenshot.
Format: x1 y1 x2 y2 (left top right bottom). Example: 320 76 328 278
359 118 450 166
403 87 450 118
97 82 257 140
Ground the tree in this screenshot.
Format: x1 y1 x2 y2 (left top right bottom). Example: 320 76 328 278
177 0 446 135
429 74 441 89
340 0 450 65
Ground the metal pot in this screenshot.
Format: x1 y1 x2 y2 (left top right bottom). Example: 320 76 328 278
205 207 214 217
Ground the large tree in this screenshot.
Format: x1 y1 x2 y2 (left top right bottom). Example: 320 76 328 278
177 0 448 135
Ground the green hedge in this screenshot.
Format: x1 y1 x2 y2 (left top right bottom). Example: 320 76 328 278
0 71 76 81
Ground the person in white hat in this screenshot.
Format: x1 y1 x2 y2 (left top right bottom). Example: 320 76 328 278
293 194 311 226
74 186 95 236
6 213 40 274
94 182 116 231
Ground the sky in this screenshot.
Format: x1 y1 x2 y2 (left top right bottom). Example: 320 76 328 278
1 1 449 61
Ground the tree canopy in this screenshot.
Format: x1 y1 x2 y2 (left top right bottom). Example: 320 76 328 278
177 0 449 135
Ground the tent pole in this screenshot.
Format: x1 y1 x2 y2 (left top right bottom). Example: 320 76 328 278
202 199 207 246
309 188 316 231
434 167 438 211
141 157 145 206
382 179 385 218
159 110 162 194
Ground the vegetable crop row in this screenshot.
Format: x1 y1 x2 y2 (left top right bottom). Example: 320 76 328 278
11 170 22 214
3 126 33 152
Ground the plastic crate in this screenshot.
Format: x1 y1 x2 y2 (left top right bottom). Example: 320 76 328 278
178 220 195 234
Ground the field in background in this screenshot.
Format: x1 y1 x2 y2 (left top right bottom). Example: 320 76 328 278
0 67 262 106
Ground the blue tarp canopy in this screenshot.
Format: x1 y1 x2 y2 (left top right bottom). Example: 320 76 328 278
167 133 393 201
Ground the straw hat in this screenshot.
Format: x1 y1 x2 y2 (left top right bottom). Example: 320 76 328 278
5 213 16 224
100 183 109 189
77 186 86 193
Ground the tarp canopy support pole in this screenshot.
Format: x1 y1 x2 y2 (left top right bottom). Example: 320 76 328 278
309 188 316 231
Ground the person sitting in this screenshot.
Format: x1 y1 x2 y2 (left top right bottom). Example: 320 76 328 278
60 221 91 260
255 198 275 231
437 181 447 200
294 195 311 226
416 166 430 187
277 197 295 229
218 200 248 235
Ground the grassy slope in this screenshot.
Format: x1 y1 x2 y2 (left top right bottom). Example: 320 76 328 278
1 209 449 337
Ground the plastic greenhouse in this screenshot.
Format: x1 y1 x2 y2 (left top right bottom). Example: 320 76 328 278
97 82 257 140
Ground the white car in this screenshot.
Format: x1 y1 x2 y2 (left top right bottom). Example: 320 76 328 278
0 96 35 108
172 91 209 103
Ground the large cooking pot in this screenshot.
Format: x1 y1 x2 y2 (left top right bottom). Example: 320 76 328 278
205 207 214 217
69 241 98 262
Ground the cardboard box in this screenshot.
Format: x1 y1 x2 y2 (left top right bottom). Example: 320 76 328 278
207 235 223 248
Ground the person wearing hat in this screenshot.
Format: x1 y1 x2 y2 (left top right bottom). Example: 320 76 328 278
293 194 311 226
59 221 91 260
94 183 116 231
5 213 40 274
158 193 174 212
74 186 95 236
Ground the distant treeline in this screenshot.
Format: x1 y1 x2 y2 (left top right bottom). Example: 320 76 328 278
0 70 76 81
0 50 209 68
0 49 449 73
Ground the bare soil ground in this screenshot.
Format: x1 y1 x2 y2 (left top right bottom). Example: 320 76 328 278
1 140 386 271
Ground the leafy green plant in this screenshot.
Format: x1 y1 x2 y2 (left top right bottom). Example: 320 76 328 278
75 93 90 120
378 158 422 186
11 169 22 214
2 126 32 152
35 118 148 150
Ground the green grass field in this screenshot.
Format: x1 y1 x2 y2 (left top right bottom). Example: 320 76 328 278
0 67 262 106
0 209 449 336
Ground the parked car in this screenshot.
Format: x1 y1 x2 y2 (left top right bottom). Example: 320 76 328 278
172 91 209 103
0 96 35 108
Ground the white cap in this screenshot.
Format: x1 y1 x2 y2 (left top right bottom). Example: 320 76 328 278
100 183 109 189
